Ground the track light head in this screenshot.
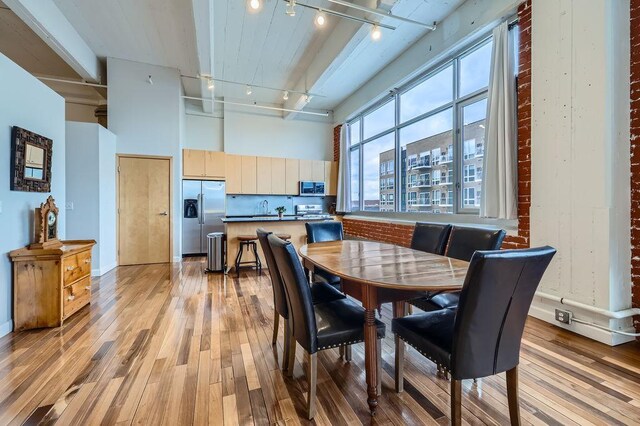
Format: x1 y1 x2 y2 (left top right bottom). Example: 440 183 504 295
249 0 260 10
283 91 289 100
315 12 326 27
207 78 214 90
370 25 382 41
285 0 296 16
246 85 253 95
304 93 312 104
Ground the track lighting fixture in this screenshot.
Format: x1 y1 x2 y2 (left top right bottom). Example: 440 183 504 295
249 0 260 10
370 25 382 41
246 85 253 95
285 0 296 16
207 78 214 90
283 91 289 100
304 93 312 104
147 75 153 85
315 12 326 27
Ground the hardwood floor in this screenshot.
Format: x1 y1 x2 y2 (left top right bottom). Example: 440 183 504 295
1 258 640 425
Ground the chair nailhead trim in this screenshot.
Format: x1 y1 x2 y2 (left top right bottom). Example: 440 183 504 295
318 337 382 351
397 335 451 375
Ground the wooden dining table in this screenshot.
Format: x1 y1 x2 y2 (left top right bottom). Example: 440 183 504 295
299 239 469 416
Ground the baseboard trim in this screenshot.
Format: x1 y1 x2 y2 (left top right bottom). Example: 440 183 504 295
0 320 13 338
529 303 635 346
173 256 182 263
91 261 118 277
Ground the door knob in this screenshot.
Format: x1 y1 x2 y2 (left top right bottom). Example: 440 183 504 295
159 211 168 216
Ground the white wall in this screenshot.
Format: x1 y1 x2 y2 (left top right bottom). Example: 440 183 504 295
0 52 66 337
184 113 224 151
65 122 117 276
108 57 183 261
529 0 632 345
223 103 333 160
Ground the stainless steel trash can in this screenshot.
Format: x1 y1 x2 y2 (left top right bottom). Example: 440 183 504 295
206 232 225 272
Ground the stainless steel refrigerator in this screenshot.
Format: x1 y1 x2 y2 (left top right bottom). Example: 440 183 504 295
182 180 225 255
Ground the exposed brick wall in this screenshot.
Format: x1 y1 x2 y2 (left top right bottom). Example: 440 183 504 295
630 0 640 333
335 1 533 252
501 0 532 250
333 124 341 162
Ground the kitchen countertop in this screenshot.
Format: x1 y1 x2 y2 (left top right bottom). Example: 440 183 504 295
222 216 333 223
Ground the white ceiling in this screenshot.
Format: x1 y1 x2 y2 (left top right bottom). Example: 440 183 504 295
1 0 466 113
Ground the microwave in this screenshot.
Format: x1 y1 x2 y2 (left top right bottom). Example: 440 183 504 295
299 181 325 196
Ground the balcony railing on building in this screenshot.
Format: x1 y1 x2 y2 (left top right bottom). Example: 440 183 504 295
408 179 431 188
407 157 431 170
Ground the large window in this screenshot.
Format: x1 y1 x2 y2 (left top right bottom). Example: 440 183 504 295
348 36 501 215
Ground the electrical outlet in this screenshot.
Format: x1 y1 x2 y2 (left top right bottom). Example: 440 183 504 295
66 201 74 210
555 309 573 324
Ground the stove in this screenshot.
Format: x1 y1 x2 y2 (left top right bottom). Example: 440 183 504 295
295 204 330 220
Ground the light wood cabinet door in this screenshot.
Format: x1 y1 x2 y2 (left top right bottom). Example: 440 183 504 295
241 156 257 194
325 161 338 196
312 160 325 182
271 157 286 195
183 149 205 177
256 157 272 194
225 154 242 193
285 158 299 195
299 159 313 181
205 151 226 178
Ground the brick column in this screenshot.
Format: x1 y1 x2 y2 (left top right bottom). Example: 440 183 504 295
630 0 640 333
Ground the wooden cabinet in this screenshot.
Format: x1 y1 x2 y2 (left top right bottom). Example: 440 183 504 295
325 161 338 196
9 240 96 331
183 149 205 177
183 149 226 179
256 157 272 194
241 156 257 194
271 157 286 195
299 160 313 181
285 158 299 195
312 160 325 182
205 151 226 178
226 154 242 193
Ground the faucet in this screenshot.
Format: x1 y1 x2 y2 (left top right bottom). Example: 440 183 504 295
260 199 269 215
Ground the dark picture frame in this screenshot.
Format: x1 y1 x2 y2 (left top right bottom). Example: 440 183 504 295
10 126 53 192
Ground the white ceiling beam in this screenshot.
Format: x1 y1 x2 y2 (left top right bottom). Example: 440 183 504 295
191 0 215 113
282 0 397 120
3 0 101 82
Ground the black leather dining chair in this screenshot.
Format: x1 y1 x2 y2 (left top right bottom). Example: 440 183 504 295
305 221 343 288
410 222 452 255
268 234 385 419
409 225 507 312
256 229 345 372
393 246 556 425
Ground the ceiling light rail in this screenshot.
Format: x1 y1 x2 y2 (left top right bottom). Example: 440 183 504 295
181 74 324 98
326 0 436 30
283 0 395 31
182 95 330 117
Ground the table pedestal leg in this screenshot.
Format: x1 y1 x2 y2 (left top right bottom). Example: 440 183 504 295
364 307 378 415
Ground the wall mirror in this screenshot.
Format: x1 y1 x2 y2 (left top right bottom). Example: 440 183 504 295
10 126 53 192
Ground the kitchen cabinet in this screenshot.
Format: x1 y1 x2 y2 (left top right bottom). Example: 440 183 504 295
205 151 226 179
285 158 299 195
312 160 325 182
183 149 226 179
299 160 313 181
325 161 338 196
271 157 286 195
241 156 257 194
225 154 242 193
183 149 205 177
256 157 272 194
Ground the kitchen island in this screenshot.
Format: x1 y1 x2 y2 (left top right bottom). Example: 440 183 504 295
222 215 337 273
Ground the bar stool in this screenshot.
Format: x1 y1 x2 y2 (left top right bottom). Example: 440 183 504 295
235 235 262 277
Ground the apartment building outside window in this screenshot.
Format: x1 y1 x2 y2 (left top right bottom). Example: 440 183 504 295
347 35 501 215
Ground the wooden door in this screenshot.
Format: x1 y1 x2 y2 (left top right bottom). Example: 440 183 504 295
225 154 242 193
205 151 226 179
241 156 257 194
256 157 272 194
312 160 325 182
285 158 299 195
183 149 205 177
118 156 171 265
271 157 286 194
299 159 313 181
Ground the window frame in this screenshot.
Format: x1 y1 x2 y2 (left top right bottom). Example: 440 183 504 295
347 35 498 215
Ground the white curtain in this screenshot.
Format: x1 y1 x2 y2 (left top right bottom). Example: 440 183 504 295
336 124 351 212
480 21 518 219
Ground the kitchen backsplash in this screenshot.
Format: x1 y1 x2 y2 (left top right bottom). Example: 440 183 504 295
226 195 336 216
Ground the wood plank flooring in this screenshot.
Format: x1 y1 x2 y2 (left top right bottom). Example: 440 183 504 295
1 257 639 425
